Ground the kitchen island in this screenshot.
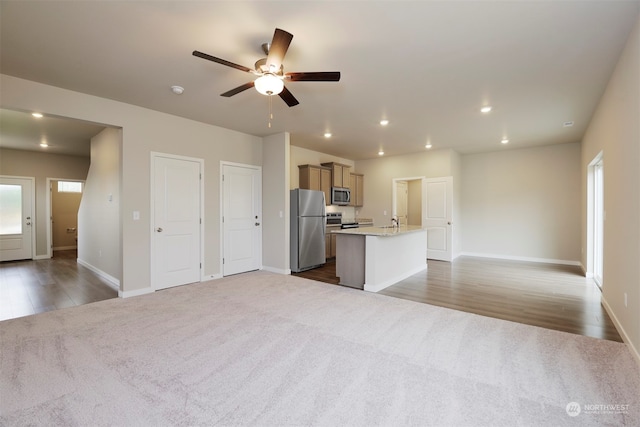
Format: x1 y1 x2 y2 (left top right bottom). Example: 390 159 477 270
332 225 427 292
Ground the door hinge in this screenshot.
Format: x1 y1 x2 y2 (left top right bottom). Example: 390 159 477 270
223 258 225 264
200 218 202 224
200 263 202 268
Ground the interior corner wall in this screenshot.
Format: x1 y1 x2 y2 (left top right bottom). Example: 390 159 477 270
449 150 463 258
262 132 290 273
580 16 639 359
0 147 90 257
1 74 262 294
78 128 122 282
461 143 581 262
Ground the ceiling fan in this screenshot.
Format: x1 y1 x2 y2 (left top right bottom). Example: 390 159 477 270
193 28 340 107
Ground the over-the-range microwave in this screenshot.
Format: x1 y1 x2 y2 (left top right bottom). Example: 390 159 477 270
331 187 351 205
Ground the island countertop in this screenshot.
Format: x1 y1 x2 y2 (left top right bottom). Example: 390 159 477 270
331 225 425 237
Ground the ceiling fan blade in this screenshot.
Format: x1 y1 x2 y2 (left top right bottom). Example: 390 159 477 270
285 72 341 82
266 28 293 72
278 86 299 107
221 81 255 97
192 50 253 73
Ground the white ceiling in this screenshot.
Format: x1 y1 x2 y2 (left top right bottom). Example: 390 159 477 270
1 1 638 160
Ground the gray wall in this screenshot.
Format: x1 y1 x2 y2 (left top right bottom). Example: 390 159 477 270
461 142 581 262
581 16 639 361
262 132 290 273
78 128 122 283
1 74 262 294
0 148 90 257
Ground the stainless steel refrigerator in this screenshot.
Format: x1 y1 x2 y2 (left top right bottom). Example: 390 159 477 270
290 189 326 272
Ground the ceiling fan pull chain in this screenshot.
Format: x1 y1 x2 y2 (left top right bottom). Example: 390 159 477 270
268 94 273 128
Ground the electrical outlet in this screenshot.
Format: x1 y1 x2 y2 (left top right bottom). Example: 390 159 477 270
624 293 628 308
383 210 387 216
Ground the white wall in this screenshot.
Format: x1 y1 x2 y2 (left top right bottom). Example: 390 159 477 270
461 143 581 263
1 74 262 294
262 133 290 273
581 16 639 361
0 148 90 257
78 128 122 282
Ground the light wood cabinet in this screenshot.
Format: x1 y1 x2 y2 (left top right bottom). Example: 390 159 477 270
321 162 351 189
349 173 364 207
325 229 338 258
299 164 331 205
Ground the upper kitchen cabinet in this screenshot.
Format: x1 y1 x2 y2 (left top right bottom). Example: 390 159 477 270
321 162 351 189
298 164 331 205
349 173 364 207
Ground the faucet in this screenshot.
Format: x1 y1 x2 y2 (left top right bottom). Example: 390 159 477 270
391 216 399 228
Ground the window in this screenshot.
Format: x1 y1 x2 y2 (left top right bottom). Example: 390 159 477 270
57 181 83 193
0 184 22 235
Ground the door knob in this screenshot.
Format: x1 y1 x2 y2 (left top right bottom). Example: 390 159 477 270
447 221 452 225
26 222 31 226
156 227 163 232
255 222 260 226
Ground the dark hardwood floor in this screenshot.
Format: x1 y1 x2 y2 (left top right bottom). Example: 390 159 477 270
294 256 623 342
0 250 118 322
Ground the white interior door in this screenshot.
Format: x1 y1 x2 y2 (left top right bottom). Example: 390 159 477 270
0 177 34 262
424 176 452 261
222 163 261 276
152 155 202 290
395 181 408 225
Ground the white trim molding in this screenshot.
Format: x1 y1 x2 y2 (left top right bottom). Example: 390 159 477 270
77 258 120 291
601 297 640 368
460 252 581 266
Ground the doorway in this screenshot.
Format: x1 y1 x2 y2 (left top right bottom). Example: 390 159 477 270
47 179 84 258
587 153 604 288
392 176 453 261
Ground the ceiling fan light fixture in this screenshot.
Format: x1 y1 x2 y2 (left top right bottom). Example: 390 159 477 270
254 74 284 96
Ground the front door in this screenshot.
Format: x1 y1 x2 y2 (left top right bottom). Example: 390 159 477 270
152 155 202 290
424 176 453 261
222 163 262 276
0 177 34 262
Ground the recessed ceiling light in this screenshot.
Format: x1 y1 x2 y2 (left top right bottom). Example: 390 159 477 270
380 119 389 126
563 121 574 127
480 106 492 113
32 112 43 118
425 143 432 149
324 132 332 138
40 142 48 147
378 150 384 156
170 85 184 95
501 138 509 144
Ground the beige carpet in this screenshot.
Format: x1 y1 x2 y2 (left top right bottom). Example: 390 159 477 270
1 271 638 426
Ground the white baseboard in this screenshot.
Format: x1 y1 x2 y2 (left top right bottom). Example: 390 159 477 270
460 252 581 266
53 245 77 251
33 254 50 260
601 296 640 368
76 258 120 292
119 287 154 298
262 266 291 275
